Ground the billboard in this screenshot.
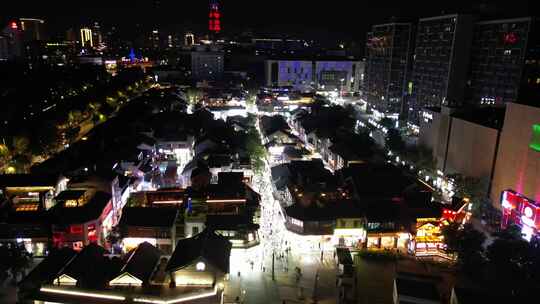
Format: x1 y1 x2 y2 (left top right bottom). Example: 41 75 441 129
501 190 540 241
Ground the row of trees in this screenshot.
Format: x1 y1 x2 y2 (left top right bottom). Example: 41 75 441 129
443 223 540 296
245 122 266 174
0 244 32 284
448 173 499 224
1 68 150 173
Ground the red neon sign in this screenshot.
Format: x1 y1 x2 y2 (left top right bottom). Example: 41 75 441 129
87 224 97 242
503 32 518 44
10 22 17 30
501 190 540 229
70 225 83 234
442 209 457 221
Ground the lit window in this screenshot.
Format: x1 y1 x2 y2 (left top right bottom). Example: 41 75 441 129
290 218 304 227
15 203 39 212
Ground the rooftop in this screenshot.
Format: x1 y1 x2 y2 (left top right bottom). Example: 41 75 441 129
267 55 360 62
0 174 59 188
49 191 112 224
119 207 179 228
285 200 364 222
166 229 232 273
19 247 78 292
54 190 87 201
205 214 259 231
338 163 431 200
116 242 161 283
451 107 505 130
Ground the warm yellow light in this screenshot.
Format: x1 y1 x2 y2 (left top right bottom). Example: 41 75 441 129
134 285 218 304
54 274 77 286
196 262 206 271
206 199 246 203
15 203 39 212
40 287 125 301
109 272 143 286
333 228 365 236
80 28 93 47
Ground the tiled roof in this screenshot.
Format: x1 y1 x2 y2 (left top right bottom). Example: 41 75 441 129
166 229 232 273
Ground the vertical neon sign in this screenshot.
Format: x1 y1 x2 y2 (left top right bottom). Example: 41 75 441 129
530 124 540 152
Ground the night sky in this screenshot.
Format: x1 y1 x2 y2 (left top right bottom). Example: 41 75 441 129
2 0 534 42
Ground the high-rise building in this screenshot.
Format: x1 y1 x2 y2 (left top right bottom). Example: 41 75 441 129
518 18 540 104
0 35 9 60
150 29 160 49
92 22 102 46
185 32 195 46
19 18 45 41
1 18 44 61
191 49 224 80
80 28 93 48
409 14 474 123
65 28 77 43
2 21 24 59
364 23 414 115
209 0 221 34
467 17 534 106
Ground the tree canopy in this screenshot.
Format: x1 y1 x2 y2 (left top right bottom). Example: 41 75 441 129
385 128 405 152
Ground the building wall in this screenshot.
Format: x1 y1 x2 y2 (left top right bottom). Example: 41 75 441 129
446 15 474 106
315 61 357 91
171 258 222 286
419 106 498 179
265 59 361 91
191 51 224 80
365 23 413 113
418 109 441 153
0 35 8 60
468 18 532 106
445 118 498 179
354 61 365 93
409 15 473 123
490 102 540 207
434 111 452 170
278 60 313 87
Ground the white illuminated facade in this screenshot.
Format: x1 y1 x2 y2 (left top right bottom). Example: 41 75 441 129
80 28 93 48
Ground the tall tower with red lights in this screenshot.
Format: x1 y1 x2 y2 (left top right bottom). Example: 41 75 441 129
209 0 221 34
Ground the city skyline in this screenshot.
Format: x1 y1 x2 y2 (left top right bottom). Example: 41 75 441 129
2 0 534 41
1 1 540 303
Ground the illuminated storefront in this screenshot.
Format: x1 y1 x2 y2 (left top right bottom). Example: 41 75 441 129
366 232 410 250
413 219 447 258
14 238 47 256
229 246 261 274
332 228 366 249
501 189 540 241
332 218 367 250
284 230 335 253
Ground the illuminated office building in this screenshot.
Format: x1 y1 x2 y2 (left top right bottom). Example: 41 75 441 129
80 28 93 48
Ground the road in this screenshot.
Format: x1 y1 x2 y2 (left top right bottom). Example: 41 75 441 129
222 132 339 303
